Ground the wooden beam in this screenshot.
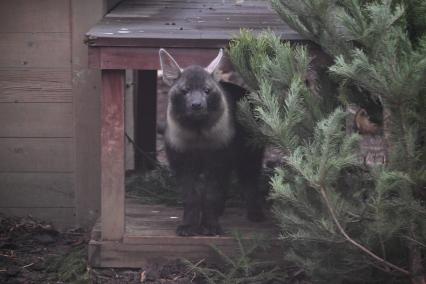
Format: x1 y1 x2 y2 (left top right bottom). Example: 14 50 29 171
101 69 125 241
89 47 223 69
71 0 105 229
125 70 135 170
89 233 282 268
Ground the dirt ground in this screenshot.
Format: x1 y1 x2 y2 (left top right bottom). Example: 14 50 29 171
0 213 204 284
0 214 87 283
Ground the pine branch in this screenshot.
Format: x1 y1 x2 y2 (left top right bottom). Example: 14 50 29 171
318 183 410 275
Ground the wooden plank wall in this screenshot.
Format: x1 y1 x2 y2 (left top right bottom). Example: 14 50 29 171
0 0 120 228
71 0 105 229
72 0 125 228
0 0 75 228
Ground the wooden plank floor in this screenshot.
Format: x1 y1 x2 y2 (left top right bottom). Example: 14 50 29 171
89 197 280 268
86 0 303 47
124 198 277 237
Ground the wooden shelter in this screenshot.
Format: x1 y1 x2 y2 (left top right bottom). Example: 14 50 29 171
85 0 305 267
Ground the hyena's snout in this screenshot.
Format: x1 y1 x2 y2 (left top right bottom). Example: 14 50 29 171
186 91 207 114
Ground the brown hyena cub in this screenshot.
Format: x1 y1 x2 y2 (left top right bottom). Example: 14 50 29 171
159 49 265 236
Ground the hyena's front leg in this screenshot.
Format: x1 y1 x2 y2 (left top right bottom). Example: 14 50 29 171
176 179 202 236
200 170 230 236
200 189 224 235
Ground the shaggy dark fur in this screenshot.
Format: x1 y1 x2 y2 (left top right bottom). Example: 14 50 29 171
160 49 264 236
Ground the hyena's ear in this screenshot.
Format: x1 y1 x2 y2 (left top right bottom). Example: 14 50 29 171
159 48 182 86
205 49 223 80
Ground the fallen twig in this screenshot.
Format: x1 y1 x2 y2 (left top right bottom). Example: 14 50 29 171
22 263 34 269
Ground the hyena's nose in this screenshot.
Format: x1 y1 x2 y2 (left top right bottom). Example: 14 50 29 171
191 102 203 110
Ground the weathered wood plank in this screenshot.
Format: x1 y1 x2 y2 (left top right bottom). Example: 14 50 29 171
88 240 233 267
125 203 276 236
0 0 70 33
89 237 282 268
0 173 74 207
0 33 71 68
125 227 277 238
90 47 224 69
125 207 274 227
123 235 243 246
0 138 74 172
71 0 105 228
0 68 72 103
0 103 73 137
90 200 280 267
125 218 274 229
0 207 75 230
86 0 302 47
124 203 276 237
125 70 135 171
101 69 125 240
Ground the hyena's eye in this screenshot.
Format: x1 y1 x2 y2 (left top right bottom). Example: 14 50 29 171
181 87 189 94
203 87 211 94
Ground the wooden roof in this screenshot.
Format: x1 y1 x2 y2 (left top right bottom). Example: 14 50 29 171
86 0 303 48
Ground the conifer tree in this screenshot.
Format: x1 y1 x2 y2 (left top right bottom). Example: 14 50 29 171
229 1 426 283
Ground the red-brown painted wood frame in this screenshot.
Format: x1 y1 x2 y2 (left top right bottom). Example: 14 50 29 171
91 38 326 241
101 69 125 241
89 47 228 70
94 46 227 241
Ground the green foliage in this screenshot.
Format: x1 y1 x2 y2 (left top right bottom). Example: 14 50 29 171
46 245 89 284
184 232 286 284
401 0 426 42
229 0 426 282
270 0 352 57
328 3 426 183
271 0 426 121
126 166 181 206
229 32 323 148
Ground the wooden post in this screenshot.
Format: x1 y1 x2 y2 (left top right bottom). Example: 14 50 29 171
101 69 125 241
134 70 157 171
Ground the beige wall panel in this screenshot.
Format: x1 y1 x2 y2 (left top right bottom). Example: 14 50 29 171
0 173 74 207
0 0 70 33
0 33 71 68
0 68 72 103
0 103 73 137
0 138 74 172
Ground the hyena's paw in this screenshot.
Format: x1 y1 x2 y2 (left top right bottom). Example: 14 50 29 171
176 225 200 237
200 223 223 236
247 208 265 223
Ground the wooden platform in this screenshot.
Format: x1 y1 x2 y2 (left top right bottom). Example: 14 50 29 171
86 0 299 268
89 198 279 268
86 0 302 48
